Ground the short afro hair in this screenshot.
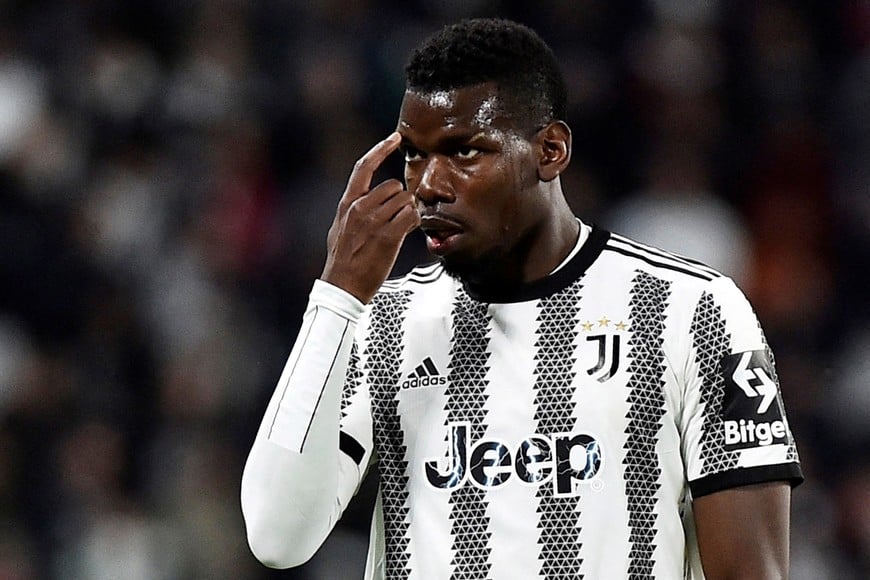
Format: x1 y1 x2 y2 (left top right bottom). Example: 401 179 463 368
405 18 568 131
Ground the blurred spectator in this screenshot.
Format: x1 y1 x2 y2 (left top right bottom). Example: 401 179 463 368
604 141 752 285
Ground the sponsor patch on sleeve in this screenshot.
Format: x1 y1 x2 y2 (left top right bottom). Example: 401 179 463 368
720 350 789 450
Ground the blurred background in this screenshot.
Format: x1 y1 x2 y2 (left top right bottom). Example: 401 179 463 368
0 0 867 578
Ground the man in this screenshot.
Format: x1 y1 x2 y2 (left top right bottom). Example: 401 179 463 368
241 18 802 579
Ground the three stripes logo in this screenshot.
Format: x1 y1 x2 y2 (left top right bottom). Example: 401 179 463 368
400 357 448 389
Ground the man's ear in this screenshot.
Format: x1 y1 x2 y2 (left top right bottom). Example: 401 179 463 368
536 121 572 182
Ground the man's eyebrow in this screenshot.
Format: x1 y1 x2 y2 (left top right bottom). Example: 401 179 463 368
439 131 491 148
398 130 494 153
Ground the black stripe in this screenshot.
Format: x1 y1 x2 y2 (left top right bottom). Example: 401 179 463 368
339 431 365 465
604 334 620 381
605 245 715 281
366 291 414 578
611 235 720 277
406 275 443 287
409 262 442 276
445 292 494 578
414 365 426 377
268 306 319 443
690 464 804 498
622 271 671 578
422 357 438 375
691 291 740 478
341 342 362 420
386 261 443 284
532 279 584 578
300 320 351 451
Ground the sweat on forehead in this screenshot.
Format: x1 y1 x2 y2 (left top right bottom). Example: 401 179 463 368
406 88 508 126
423 90 455 109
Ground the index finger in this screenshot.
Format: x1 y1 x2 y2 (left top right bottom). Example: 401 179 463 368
344 132 402 200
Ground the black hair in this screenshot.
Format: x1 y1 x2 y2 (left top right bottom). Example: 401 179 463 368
405 18 568 131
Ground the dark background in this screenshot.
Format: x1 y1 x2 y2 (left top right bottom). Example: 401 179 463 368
0 1 867 578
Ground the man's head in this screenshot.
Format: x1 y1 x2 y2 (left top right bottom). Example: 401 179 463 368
397 19 576 291
405 18 567 133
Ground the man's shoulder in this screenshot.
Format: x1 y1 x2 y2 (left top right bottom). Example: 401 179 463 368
377 261 451 295
358 261 454 324
599 230 730 288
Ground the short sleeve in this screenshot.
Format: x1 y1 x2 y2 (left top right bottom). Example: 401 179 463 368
680 276 803 498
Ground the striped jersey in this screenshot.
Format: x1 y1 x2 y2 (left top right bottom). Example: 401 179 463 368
330 225 802 579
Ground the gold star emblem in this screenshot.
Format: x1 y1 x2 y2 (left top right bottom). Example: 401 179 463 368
615 321 627 331
581 321 594 332
598 316 610 328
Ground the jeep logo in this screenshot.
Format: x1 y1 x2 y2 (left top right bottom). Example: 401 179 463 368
424 423 603 497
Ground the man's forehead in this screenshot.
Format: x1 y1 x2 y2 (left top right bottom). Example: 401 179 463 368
419 90 458 110
399 85 510 130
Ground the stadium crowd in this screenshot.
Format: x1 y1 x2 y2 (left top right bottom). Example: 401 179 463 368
0 1 867 578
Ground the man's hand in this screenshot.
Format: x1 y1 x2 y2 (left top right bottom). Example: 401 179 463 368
321 132 420 303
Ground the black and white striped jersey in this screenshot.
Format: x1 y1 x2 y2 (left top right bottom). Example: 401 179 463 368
332 225 802 580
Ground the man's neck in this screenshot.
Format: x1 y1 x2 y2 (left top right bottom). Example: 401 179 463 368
459 203 581 294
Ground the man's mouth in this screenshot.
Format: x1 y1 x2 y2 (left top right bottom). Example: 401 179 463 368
420 216 463 254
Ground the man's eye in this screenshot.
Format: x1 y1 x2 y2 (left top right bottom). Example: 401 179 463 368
456 146 480 160
404 147 423 162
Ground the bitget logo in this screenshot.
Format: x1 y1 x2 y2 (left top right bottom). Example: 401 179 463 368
721 350 791 450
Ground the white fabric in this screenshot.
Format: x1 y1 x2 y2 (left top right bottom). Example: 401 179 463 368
242 228 801 578
241 280 364 567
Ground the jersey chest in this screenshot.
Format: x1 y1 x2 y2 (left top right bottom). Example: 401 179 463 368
363 285 682 499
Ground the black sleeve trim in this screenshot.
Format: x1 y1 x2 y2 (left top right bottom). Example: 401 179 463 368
339 431 365 466
690 463 804 498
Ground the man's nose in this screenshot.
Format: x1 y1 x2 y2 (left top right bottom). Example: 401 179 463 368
415 156 454 207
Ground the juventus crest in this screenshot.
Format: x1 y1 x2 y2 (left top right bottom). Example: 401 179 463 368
586 334 621 382
581 317 628 383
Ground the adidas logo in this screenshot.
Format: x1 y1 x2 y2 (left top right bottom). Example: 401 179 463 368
400 357 448 389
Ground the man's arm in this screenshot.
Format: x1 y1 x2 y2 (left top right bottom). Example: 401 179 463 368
693 481 792 579
678 276 802 579
241 282 365 568
240 133 419 568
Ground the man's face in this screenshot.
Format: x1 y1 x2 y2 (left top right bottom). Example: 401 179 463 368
397 83 545 282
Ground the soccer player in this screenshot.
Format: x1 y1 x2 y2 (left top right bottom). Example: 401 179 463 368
241 18 803 579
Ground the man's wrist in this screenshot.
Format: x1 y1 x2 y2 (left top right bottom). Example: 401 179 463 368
311 279 366 322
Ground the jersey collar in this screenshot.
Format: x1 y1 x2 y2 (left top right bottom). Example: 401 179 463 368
461 225 611 304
